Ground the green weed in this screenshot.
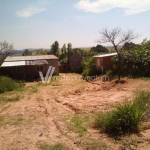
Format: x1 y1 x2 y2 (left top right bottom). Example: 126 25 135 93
70 115 89 137
0 95 20 102
93 91 150 136
39 143 69 150
29 87 38 93
0 76 24 93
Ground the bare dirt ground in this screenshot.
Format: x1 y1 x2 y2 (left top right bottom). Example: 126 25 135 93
0 73 150 150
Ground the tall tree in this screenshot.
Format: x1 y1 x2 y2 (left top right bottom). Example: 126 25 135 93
50 41 59 56
67 43 72 57
0 40 14 64
22 49 32 56
61 44 67 57
98 27 138 80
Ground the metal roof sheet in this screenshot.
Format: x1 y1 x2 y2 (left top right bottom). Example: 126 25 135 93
25 60 48 65
4 55 58 62
93 53 117 58
1 61 25 67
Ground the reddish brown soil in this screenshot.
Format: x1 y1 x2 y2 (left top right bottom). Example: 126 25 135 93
0 74 150 150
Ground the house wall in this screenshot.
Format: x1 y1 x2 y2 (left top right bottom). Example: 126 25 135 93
25 64 49 80
46 59 59 75
69 55 82 72
95 56 113 71
1 66 25 80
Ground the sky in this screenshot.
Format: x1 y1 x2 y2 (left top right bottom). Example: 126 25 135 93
0 0 150 50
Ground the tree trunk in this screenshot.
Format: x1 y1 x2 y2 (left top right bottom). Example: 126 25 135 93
113 44 121 81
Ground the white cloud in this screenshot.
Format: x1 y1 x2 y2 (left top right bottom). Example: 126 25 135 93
16 6 45 18
76 0 150 15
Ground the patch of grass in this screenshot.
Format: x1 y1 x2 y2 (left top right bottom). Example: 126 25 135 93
29 87 38 93
83 141 109 150
70 115 89 137
27 116 36 124
94 103 144 136
39 143 69 150
0 116 24 127
0 95 21 102
11 117 24 126
93 91 150 137
133 91 150 120
0 76 24 93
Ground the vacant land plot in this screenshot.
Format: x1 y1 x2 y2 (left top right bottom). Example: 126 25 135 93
0 73 150 150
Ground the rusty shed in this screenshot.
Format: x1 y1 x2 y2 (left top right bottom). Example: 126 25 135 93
0 55 59 81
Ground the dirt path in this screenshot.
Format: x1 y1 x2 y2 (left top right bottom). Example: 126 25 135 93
0 74 150 150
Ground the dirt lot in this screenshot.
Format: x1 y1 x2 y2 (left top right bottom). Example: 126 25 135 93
0 73 150 150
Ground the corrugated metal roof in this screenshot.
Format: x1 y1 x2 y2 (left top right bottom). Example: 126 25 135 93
93 53 117 58
25 60 48 65
4 55 58 62
1 61 25 67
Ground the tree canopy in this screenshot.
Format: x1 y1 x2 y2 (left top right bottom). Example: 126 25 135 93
98 27 139 80
0 40 14 64
50 41 59 56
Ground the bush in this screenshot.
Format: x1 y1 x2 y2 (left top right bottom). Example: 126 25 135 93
60 57 68 65
94 91 150 136
133 91 150 119
82 57 100 78
111 40 150 77
0 76 24 93
94 103 144 136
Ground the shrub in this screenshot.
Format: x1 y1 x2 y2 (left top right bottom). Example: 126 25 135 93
0 76 24 93
94 103 144 136
111 40 150 77
133 91 150 119
93 91 150 136
82 57 101 78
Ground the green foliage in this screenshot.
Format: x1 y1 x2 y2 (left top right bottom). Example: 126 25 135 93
29 87 38 93
93 91 150 136
0 95 20 102
112 40 150 77
133 91 150 118
0 76 24 93
39 143 69 150
90 44 109 53
83 141 109 150
70 115 89 137
59 57 68 65
35 49 48 55
67 43 72 57
22 49 32 56
82 57 99 77
0 40 14 64
61 44 67 58
50 41 59 56
0 116 24 127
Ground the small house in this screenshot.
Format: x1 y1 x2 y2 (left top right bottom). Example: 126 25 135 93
93 53 117 72
0 55 59 81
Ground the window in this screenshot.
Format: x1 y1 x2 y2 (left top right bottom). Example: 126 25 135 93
97 59 100 66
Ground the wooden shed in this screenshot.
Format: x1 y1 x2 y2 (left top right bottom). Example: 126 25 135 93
0 55 59 81
93 53 117 72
